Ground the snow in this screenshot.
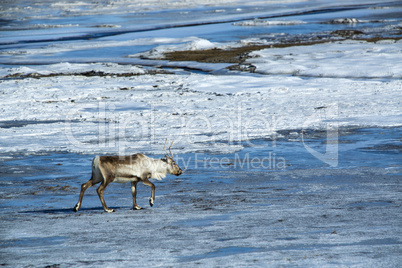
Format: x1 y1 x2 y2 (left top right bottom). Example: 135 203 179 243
0 62 146 76
134 37 220 60
248 40 402 78
1 0 401 267
0 40 401 155
0 0 369 21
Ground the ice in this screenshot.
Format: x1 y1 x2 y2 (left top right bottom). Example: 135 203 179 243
0 148 401 267
248 40 402 78
1 0 401 267
233 19 306 26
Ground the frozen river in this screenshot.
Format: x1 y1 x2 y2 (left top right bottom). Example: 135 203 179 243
1 0 401 267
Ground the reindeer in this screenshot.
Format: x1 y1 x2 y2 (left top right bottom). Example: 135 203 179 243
73 141 182 213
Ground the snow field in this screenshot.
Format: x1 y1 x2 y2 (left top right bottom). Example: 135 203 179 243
1 40 401 156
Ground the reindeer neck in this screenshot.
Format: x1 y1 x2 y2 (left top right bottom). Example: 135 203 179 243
148 158 169 180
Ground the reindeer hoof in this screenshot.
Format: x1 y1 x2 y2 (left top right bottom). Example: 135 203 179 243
149 198 154 207
133 206 142 210
105 208 115 213
73 205 79 212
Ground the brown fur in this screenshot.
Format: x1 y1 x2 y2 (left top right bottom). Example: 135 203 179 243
73 153 182 212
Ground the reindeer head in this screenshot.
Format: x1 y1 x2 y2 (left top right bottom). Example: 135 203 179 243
163 140 182 176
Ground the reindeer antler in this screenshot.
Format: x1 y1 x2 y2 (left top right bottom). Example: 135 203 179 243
164 138 174 159
168 141 174 159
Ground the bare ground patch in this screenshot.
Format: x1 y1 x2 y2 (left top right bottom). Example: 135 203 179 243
162 34 402 72
2 69 172 80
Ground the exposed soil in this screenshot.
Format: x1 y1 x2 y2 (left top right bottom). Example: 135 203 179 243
164 45 271 64
3 69 172 79
163 35 402 69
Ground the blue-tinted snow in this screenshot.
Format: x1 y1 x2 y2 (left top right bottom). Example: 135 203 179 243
0 0 401 267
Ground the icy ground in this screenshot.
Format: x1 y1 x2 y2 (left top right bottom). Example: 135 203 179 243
0 0 402 267
0 128 401 267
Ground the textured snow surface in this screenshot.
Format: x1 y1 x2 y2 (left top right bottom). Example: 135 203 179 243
248 40 402 78
1 40 401 155
1 0 401 267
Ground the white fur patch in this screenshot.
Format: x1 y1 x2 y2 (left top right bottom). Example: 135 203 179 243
113 177 138 183
151 172 167 180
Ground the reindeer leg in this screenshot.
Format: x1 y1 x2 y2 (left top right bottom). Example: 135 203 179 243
97 178 114 213
73 176 95 212
142 178 155 207
131 181 142 210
